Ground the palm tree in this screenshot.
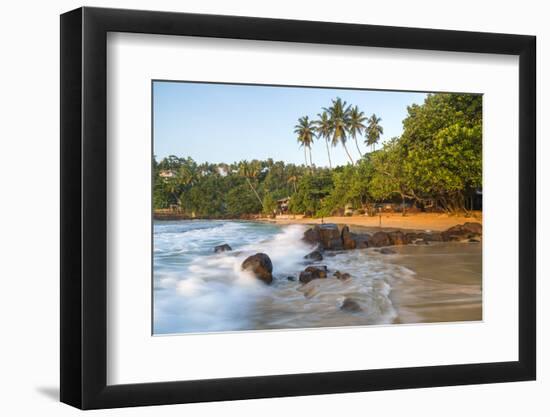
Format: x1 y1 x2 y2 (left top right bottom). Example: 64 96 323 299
365 114 383 152
294 116 316 167
315 111 333 169
287 175 298 194
324 97 355 165
348 105 367 158
238 160 264 208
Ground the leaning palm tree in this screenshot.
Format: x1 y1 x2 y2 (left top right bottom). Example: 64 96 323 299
287 175 298 194
348 105 367 158
365 114 383 152
315 111 333 169
294 116 316 167
238 160 264 208
324 97 354 165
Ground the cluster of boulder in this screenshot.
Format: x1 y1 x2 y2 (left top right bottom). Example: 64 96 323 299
302 221 482 251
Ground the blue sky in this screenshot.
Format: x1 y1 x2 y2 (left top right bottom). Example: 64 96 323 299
153 81 427 168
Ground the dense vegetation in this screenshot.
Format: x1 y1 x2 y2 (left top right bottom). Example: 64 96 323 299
154 93 482 218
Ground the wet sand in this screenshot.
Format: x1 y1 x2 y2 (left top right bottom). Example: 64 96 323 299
384 242 482 324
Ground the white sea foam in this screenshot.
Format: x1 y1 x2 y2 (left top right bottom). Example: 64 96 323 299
153 220 401 334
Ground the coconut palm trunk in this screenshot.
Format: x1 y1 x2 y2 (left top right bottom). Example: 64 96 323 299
304 147 308 167
342 142 355 165
324 138 332 168
308 147 313 167
245 177 264 207
353 138 362 159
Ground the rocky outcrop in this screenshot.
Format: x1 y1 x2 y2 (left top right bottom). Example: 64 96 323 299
341 226 357 250
303 227 321 244
319 224 344 250
369 231 391 247
421 231 443 242
463 222 482 235
441 223 482 242
303 223 343 250
341 226 370 249
214 243 232 253
388 231 407 245
302 222 481 254
241 253 273 284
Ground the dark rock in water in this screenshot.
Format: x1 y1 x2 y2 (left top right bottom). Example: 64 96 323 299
319 223 340 240
341 226 356 250
327 237 344 250
340 298 362 313
414 239 429 245
369 231 391 247
441 225 465 242
463 222 482 235
287 276 296 281
380 247 396 255
334 271 351 281
468 238 481 243
421 231 443 242
241 253 273 284
299 271 314 284
446 224 465 234
442 223 481 242
303 224 343 250
388 230 407 245
299 266 328 283
305 266 327 278
321 224 344 250
303 227 321 244
304 250 323 261
341 225 371 250
214 243 232 253
355 235 370 249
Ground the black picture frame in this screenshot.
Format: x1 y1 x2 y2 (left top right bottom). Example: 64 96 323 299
60 6 536 410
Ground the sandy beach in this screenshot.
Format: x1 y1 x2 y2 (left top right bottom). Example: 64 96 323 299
263 212 483 233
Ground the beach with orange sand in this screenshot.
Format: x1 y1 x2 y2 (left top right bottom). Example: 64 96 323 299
262 211 482 233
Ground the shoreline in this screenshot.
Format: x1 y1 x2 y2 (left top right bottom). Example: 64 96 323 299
259 212 482 233
154 212 482 233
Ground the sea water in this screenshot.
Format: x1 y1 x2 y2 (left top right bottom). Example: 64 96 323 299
154 220 405 334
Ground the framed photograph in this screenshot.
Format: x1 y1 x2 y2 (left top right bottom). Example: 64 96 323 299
60 6 536 409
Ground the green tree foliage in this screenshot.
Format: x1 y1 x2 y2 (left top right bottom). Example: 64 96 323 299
400 93 482 212
365 114 383 152
288 172 333 216
262 193 277 216
226 184 262 217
